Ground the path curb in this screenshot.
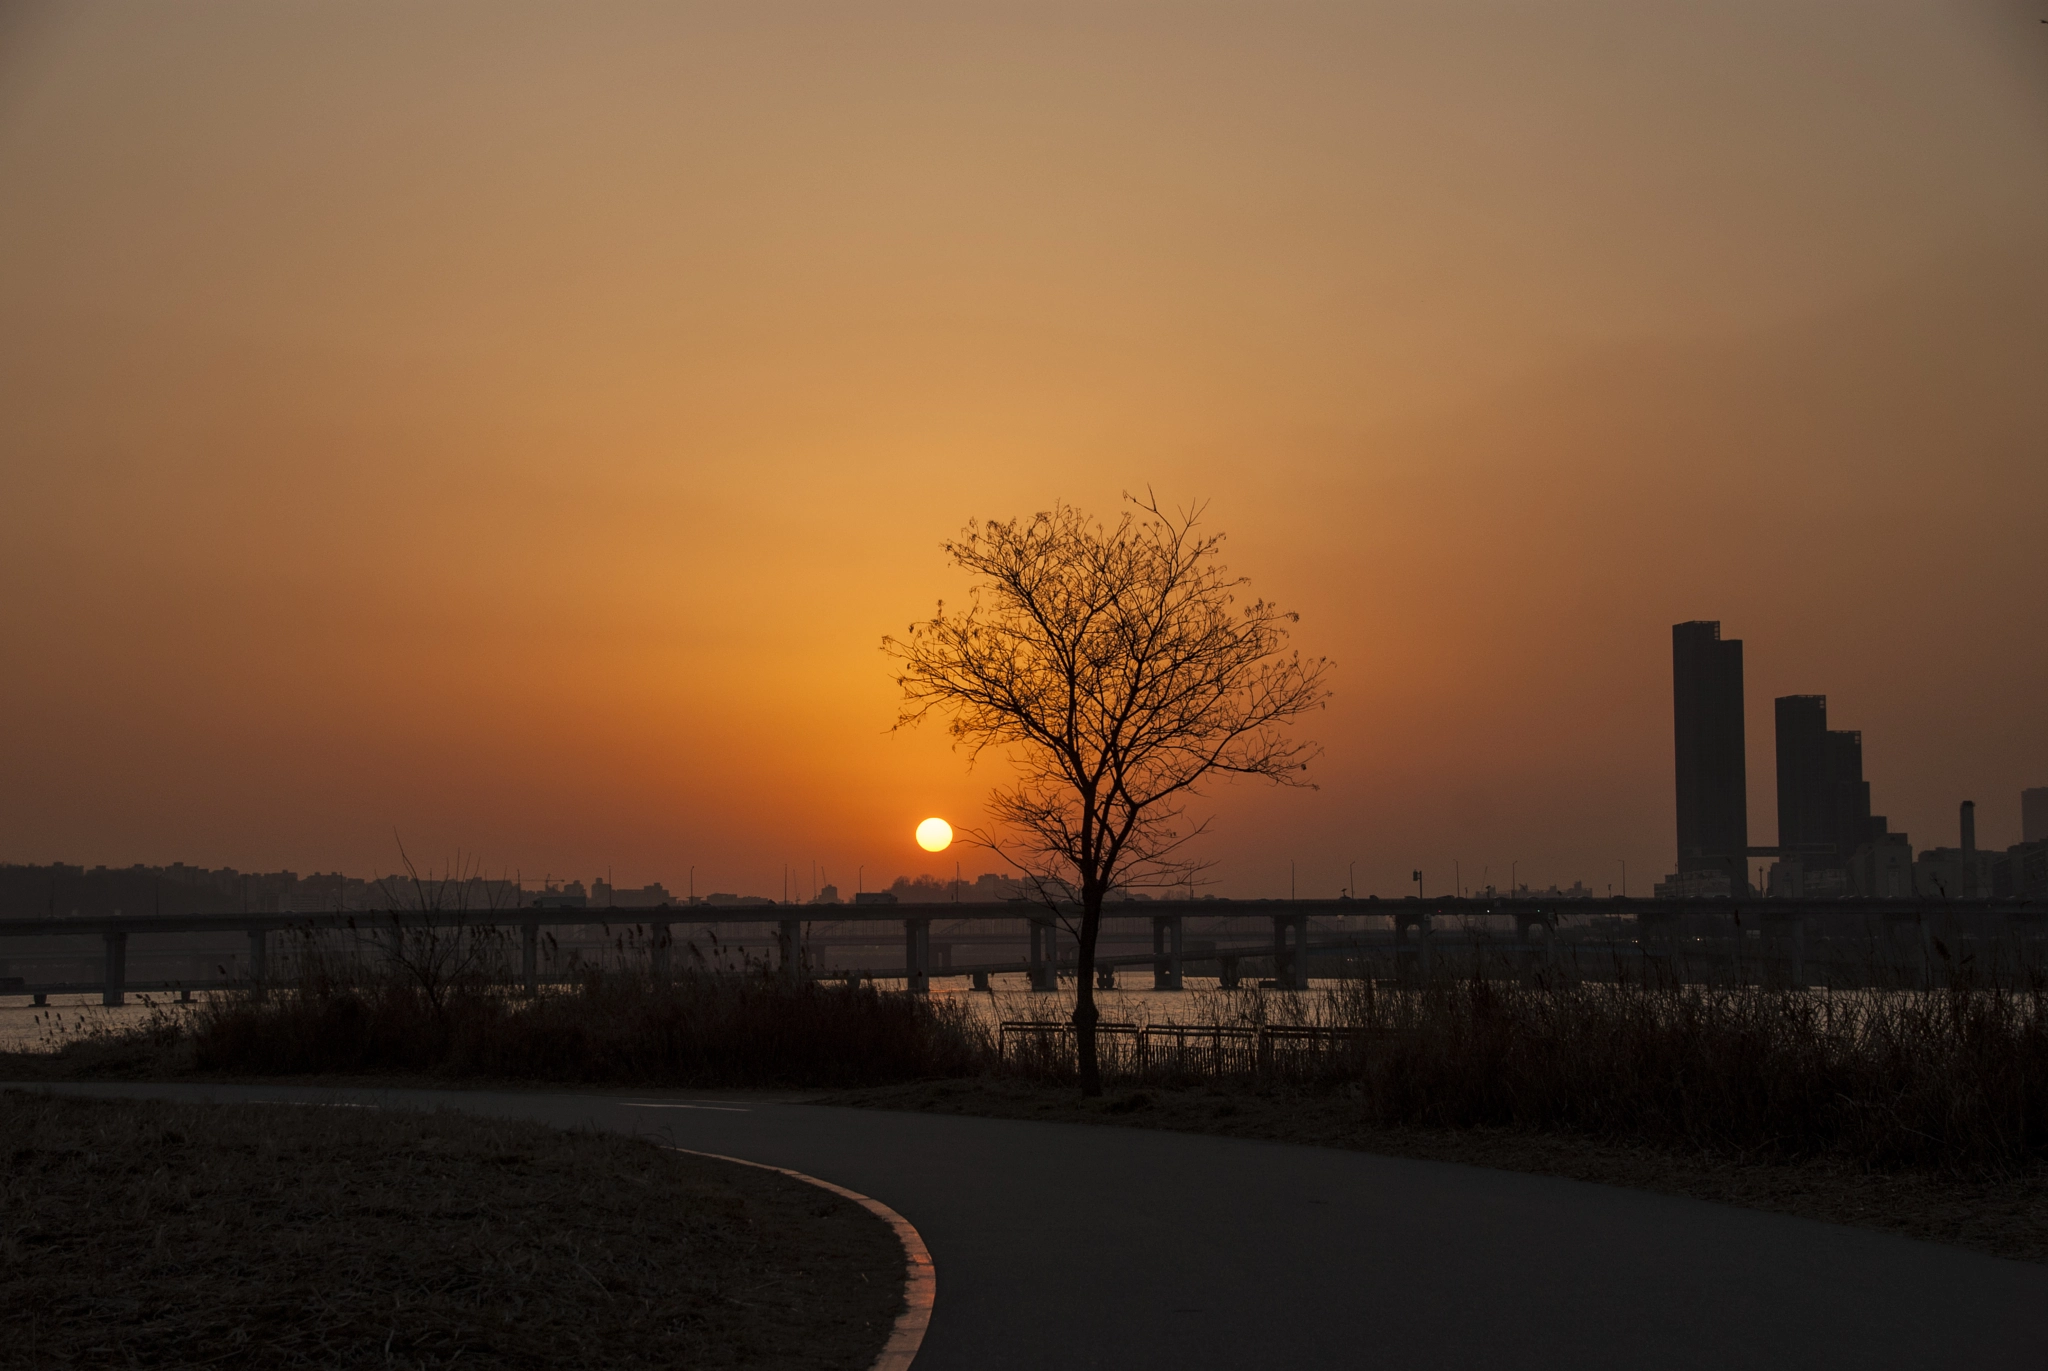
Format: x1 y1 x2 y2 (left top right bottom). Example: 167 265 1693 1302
671 1147 934 1371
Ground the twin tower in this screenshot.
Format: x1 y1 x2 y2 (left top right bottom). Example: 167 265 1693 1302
1671 620 1895 897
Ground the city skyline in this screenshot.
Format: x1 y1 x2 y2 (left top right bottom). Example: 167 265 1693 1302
9 611 2042 905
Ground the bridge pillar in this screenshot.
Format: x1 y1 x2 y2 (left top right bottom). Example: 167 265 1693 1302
102 931 127 1008
778 918 803 982
2009 911 2047 982
1394 910 1431 980
1152 915 1184 991
1097 962 1115 990
1775 914 1806 987
246 929 267 1002
1750 912 1805 987
1030 919 1057 991
904 918 930 994
521 922 539 997
972 969 990 992
1515 912 1557 975
1637 912 1678 983
1886 912 1930 988
1218 954 1241 990
1272 914 1309 990
650 922 671 983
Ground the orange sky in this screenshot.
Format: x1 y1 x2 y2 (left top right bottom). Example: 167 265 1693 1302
3 2 2045 898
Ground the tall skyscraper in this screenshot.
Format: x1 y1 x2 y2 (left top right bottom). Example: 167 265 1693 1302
1775 695 1830 854
2025 788 2048 845
1774 693 1875 866
1672 621 1747 881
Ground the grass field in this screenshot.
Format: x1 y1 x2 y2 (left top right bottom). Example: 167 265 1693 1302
0 1091 903 1369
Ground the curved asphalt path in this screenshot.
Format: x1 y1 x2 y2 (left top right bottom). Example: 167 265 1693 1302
14 1081 2046 1368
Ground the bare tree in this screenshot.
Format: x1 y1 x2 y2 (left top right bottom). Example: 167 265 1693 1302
886 495 1332 1095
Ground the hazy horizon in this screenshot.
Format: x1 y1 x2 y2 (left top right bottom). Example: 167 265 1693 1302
4 2 2045 900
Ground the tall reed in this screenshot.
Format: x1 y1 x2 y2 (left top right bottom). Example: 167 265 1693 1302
990 969 2048 1174
1313 975 2048 1171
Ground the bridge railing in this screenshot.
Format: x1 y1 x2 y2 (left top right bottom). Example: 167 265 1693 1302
4 896 2045 1007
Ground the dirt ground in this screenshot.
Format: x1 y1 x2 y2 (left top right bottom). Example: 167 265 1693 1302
1 1090 903 1369
827 1077 2048 1266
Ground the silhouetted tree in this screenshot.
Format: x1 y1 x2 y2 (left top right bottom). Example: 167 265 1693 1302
886 495 1331 1094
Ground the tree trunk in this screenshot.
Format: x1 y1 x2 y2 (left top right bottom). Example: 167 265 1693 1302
1073 895 1103 1096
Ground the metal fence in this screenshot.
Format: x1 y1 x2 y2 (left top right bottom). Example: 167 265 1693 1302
997 1019 1381 1080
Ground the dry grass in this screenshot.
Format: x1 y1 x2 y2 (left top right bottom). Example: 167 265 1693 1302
831 1076 2048 1265
0 1091 903 1369
1306 976 2048 1172
0 968 990 1091
993 974 2048 1175
188 969 989 1088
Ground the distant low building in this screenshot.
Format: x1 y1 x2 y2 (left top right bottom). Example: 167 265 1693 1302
887 872 1025 902
1914 850 1991 899
1654 869 1735 899
590 880 677 909
1763 859 1848 898
1523 882 1595 900
1990 841 2048 898
1847 833 1914 898
1914 801 1991 899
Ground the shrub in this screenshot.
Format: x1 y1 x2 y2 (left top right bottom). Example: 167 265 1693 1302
187 967 989 1088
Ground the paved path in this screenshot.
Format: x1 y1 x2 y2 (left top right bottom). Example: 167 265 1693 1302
14 1081 2046 1369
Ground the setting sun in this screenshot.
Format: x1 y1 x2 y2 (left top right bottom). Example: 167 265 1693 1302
914 817 953 853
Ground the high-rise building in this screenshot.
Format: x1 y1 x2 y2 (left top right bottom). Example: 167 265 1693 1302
2025 788 2048 845
1774 695 1829 854
1672 621 1747 884
1774 694 1876 868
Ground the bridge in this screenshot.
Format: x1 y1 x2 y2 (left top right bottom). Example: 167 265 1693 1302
4 894 2046 1006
